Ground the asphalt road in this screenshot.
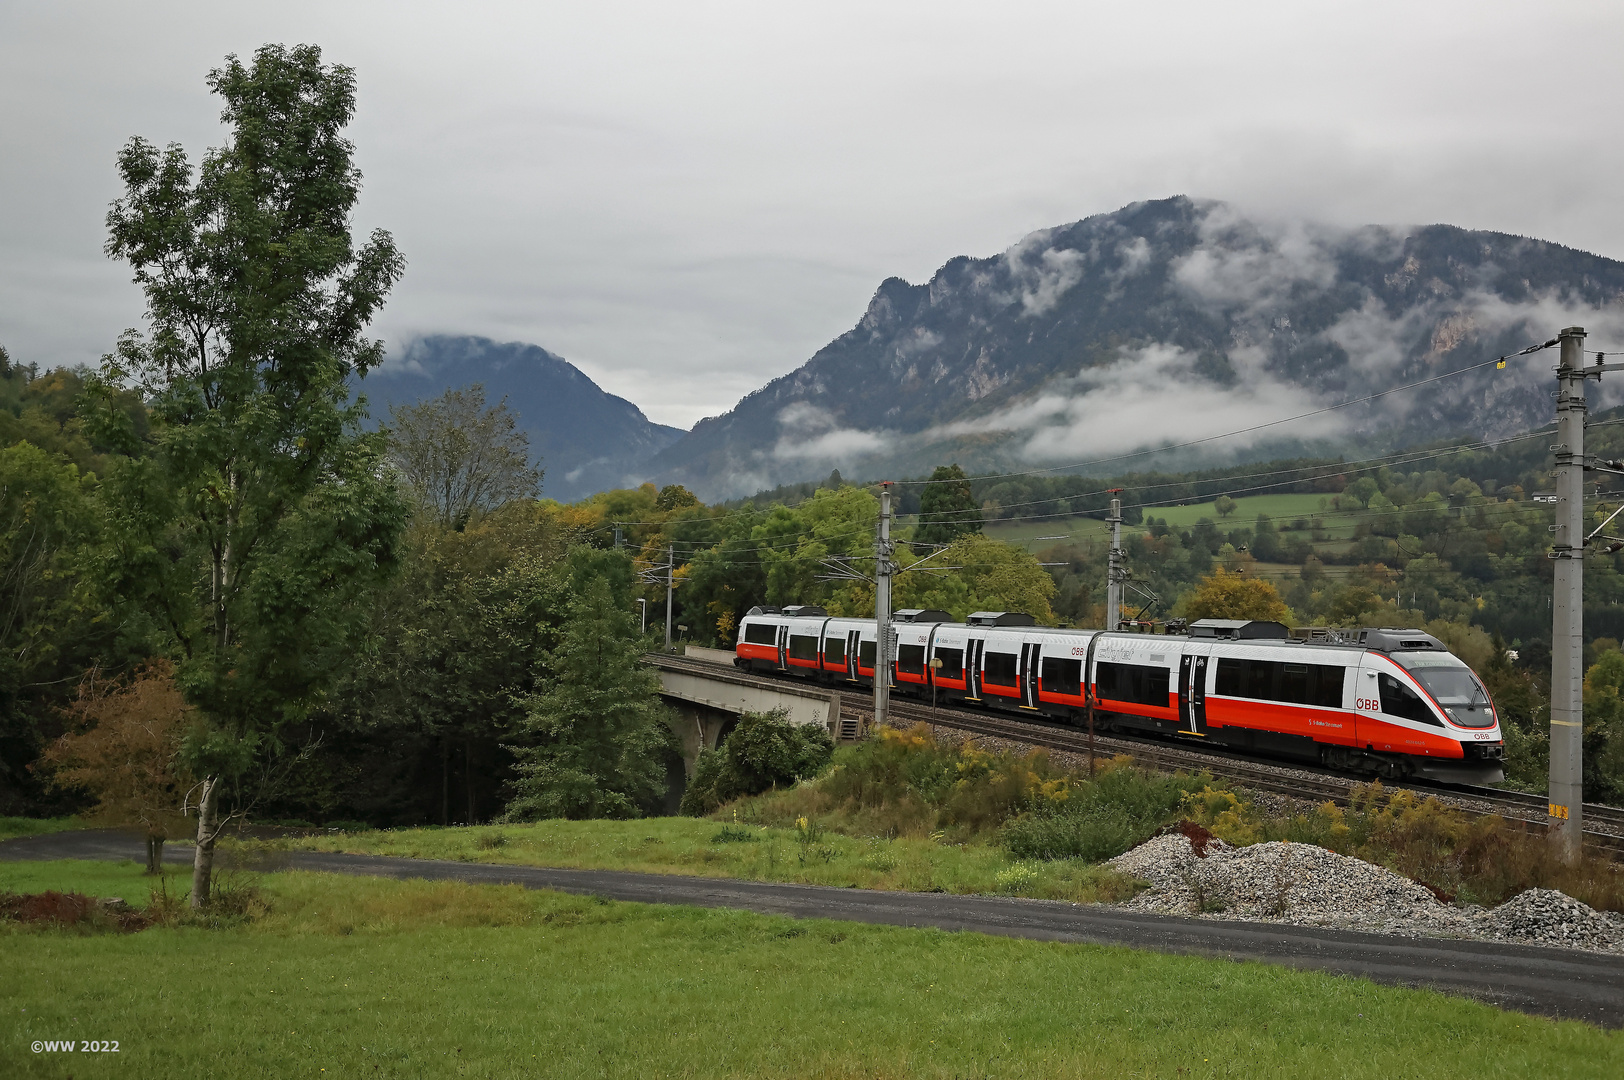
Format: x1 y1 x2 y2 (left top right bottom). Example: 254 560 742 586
6 829 1624 1027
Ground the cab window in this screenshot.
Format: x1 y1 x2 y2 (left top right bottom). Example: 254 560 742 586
1379 673 1441 726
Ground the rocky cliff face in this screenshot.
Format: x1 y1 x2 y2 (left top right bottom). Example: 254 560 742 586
649 197 1624 500
370 335 684 503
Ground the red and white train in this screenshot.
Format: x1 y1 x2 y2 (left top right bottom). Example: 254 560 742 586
735 607 1506 785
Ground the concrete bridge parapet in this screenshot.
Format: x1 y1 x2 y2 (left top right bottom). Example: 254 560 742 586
645 651 853 777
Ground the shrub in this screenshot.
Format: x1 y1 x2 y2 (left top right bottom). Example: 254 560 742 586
680 710 835 816
814 725 1073 836
1003 807 1141 861
1004 764 1214 861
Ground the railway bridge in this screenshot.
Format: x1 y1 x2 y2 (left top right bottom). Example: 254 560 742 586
647 649 860 775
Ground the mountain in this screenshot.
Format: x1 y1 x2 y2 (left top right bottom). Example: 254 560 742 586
650 196 1624 501
369 335 684 503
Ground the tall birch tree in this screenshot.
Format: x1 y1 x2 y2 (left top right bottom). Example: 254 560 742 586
91 44 407 906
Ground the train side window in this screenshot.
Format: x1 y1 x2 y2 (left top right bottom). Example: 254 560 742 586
824 637 845 665
983 651 1019 686
1096 661 1169 706
897 644 926 675
743 623 777 646
788 634 819 662
1215 658 1341 707
1280 662 1344 707
1379 673 1441 726
858 640 876 668
934 647 964 680
1041 657 1082 696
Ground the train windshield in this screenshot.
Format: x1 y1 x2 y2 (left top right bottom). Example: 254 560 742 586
1393 653 1495 728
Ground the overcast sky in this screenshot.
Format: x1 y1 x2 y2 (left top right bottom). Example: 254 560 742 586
4 1 1622 429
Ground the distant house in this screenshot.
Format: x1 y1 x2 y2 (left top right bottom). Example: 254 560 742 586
1532 492 1558 504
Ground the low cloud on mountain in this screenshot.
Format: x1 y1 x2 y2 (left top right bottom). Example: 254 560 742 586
649 197 1624 501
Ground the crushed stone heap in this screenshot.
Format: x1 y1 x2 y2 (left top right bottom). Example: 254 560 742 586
1105 831 1624 953
1483 888 1624 952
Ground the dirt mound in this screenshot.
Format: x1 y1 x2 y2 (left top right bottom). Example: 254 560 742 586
0 890 151 932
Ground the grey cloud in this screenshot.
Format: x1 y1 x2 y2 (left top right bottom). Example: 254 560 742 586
6 2 1624 435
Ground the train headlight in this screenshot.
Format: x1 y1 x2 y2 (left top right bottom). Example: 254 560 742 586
1444 708 1460 724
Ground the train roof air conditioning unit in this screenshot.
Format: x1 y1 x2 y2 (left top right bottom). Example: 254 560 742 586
893 609 952 623
1188 619 1290 640
1357 628 1446 652
966 611 1037 627
780 605 827 618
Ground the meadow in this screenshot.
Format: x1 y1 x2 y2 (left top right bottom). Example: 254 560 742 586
3 858 1621 1079
982 492 1356 547
260 815 1136 903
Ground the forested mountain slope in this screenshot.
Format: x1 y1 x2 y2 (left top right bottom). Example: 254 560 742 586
650 196 1624 500
371 335 684 502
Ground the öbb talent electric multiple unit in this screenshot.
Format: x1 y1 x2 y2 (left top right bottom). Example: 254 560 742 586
734 607 1506 785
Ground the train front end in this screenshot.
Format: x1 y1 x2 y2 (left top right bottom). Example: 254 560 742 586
1357 631 1505 785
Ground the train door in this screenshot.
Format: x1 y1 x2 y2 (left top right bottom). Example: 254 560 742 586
966 638 983 700
846 630 860 682
777 625 788 670
1020 642 1041 710
1179 647 1210 734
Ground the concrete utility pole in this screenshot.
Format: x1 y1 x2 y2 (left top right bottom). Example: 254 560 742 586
1551 326 1589 862
873 482 896 731
665 542 676 652
1106 490 1124 631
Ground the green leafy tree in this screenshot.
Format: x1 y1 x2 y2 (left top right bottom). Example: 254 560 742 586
0 442 105 813
915 464 982 547
656 484 700 513
299 502 569 827
896 534 1058 623
505 553 674 819
1214 495 1238 518
91 44 408 905
1582 650 1624 803
679 709 834 816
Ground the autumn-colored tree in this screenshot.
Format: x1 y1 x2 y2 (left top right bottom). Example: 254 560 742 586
1178 569 1292 623
44 661 192 873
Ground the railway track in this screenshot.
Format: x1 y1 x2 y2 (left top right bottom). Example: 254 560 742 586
653 652 1624 854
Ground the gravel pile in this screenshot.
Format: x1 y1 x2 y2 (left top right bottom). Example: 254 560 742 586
1106 831 1624 953
1481 888 1624 951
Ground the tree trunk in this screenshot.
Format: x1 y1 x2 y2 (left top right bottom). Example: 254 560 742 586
466 739 476 824
441 738 450 826
190 775 219 908
145 832 165 876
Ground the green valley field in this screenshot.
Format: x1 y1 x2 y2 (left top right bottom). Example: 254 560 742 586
3 857 1621 1080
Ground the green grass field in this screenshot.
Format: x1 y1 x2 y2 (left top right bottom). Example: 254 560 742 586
984 493 1362 548
3 858 1619 1079
262 817 1134 903
0 817 81 842
987 493 1357 548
